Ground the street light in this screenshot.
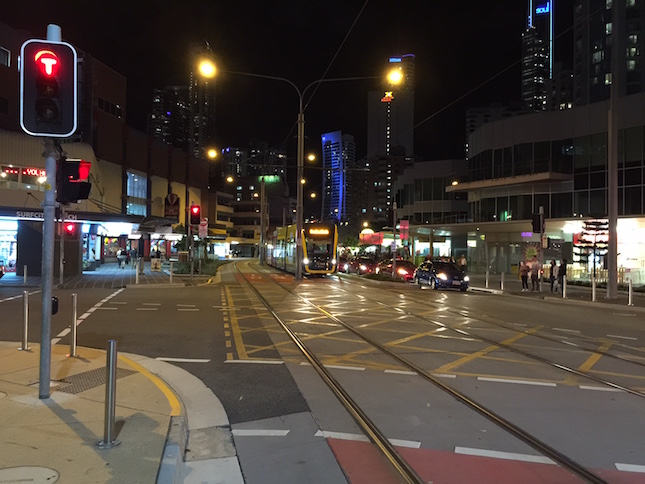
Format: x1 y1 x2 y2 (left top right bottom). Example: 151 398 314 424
225 71 384 280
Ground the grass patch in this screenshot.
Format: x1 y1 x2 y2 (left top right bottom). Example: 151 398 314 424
171 259 231 275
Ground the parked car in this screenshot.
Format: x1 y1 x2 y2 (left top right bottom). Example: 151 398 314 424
377 258 417 282
350 256 380 275
0 261 4 280
414 260 469 291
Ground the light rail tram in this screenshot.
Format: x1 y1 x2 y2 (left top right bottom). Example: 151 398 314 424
267 222 338 276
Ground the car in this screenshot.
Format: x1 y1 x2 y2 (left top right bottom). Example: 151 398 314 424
377 258 417 282
350 256 380 275
414 260 469 291
338 254 350 273
0 262 4 280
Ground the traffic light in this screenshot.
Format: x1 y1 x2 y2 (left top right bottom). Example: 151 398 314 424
531 213 542 233
20 39 77 137
190 205 201 225
56 157 92 204
63 222 76 236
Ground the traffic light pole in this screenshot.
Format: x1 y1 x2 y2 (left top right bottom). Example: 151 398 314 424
40 138 57 399
59 204 65 287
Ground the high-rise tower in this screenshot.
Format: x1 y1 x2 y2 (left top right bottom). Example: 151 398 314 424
521 1 554 111
321 130 355 223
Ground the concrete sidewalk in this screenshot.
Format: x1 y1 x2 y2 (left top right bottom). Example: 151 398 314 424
0 342 242 484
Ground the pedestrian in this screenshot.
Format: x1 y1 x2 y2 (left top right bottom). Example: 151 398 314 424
530 256 541 291
549 259 559 292
519 260 529 292
558 258 567 292
458 254 467 273
117 249 126 269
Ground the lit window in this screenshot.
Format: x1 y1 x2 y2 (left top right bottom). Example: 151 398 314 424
605 73 612 85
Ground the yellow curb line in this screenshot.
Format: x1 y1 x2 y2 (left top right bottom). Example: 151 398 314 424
119 355 182 417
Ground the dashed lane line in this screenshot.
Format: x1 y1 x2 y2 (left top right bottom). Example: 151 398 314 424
607 334 638 341
155 357 211 363
51 288 124 345
615 463 645 473
224 359 284 365
455 446 555 465
477 377 557 387
232 429 290 437
579 385 623 392
314 431 420 448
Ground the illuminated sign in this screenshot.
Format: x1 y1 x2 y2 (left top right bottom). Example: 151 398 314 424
22 168 46 177
309 228 330 235
536 2 550 14
389 57 402 63
381 91 394 103
2 167 19 175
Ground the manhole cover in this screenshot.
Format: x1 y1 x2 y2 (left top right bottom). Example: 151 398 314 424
0 466 59 483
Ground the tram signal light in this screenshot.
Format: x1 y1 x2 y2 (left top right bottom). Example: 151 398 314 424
56 157 92 204
64 222 76 235
190 205 201 225
20 39 77 137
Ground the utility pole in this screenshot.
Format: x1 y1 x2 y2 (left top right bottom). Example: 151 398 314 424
58 204 65 287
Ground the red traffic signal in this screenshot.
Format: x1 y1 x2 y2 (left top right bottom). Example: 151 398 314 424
56 157 92 204
190 205 201 225
64 222 76 235
20 39 78 137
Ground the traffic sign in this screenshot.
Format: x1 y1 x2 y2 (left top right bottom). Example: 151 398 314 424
198 218 208 238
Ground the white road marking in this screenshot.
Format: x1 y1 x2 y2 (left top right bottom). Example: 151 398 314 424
137 307 158 311
298 362 365 371
143 303 161 306
431 373 457 379
96 307 118 310
455 447 555 464
58 328 70 337
579 385 623 392
178 308 199 312
553 328 580 334
314 431 419 448
478 377 556 387
77 313 91 320
384 369 417 376
615 463 645 473
110 301 127 305
177 304 196 307
156 357 211 363
232 429 290 437
225 359 284 365
607 334 638 341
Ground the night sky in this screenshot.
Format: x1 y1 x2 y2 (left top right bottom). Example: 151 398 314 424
6 1 574 167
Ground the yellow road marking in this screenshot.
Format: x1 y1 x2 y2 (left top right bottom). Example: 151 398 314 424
227 352 233 360
226 285 248 359
433 327 541 374
119 355 182 417
578 341 613 372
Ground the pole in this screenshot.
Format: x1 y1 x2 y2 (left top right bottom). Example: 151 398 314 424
628 279 634 306
260 176 266 265
295 110 305 281
24 265 27 285
59 204 65 287
20 290 29 351
485 270 489 288
40 137 58 399
392 202 397 279
591 274 597 302
68 293 77 357
501 272 505 291
170 261 173 284
135 259 139 285
563 275 567 299
189 220 194 280
539 206 544 292
98 340 121 448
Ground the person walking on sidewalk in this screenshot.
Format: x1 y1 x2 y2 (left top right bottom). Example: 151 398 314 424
549 259 559 292
530 256 541 291
519 260 530 292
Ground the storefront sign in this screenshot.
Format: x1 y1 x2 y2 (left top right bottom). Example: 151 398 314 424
14 210 77 220
164 193 180 219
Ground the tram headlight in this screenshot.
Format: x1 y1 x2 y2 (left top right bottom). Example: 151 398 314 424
463 275 470 282
331 258 337 264
302 257 309 265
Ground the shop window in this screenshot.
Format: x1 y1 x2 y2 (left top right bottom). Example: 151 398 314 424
589 189 606 217
624 186 642 215
574 191 589 216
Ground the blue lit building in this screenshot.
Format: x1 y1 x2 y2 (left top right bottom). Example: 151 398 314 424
522 1 554 111
321 131 355 224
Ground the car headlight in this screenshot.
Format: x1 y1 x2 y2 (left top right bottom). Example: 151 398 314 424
303 258 309 265
463 275 470 282
343 263 349 271
397 268 408 275
438 273 448 280
360 264 367 271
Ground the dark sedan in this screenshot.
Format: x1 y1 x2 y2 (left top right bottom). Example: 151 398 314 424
350 256 380 275
377 259 417 282
414 260 469 291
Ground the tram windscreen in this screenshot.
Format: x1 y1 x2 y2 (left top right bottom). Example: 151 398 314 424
307 241 331 255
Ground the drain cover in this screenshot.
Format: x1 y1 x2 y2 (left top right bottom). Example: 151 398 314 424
0 466 59 483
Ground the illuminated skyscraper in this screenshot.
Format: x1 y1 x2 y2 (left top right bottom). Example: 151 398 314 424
522 1 554 111
321 130 355 223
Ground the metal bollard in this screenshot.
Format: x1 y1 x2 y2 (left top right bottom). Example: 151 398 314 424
98 340 121 448
591 275 596 302
23 265 27 285
198 259 202 275
135 259 140 285
68 293 78 357
563 275 567 299
170 261 173 284
628 279 634 306
485 270 489 288
20 291 29 351
500 272 505 291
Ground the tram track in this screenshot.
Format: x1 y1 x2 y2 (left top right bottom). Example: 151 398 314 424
235 261 609 483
